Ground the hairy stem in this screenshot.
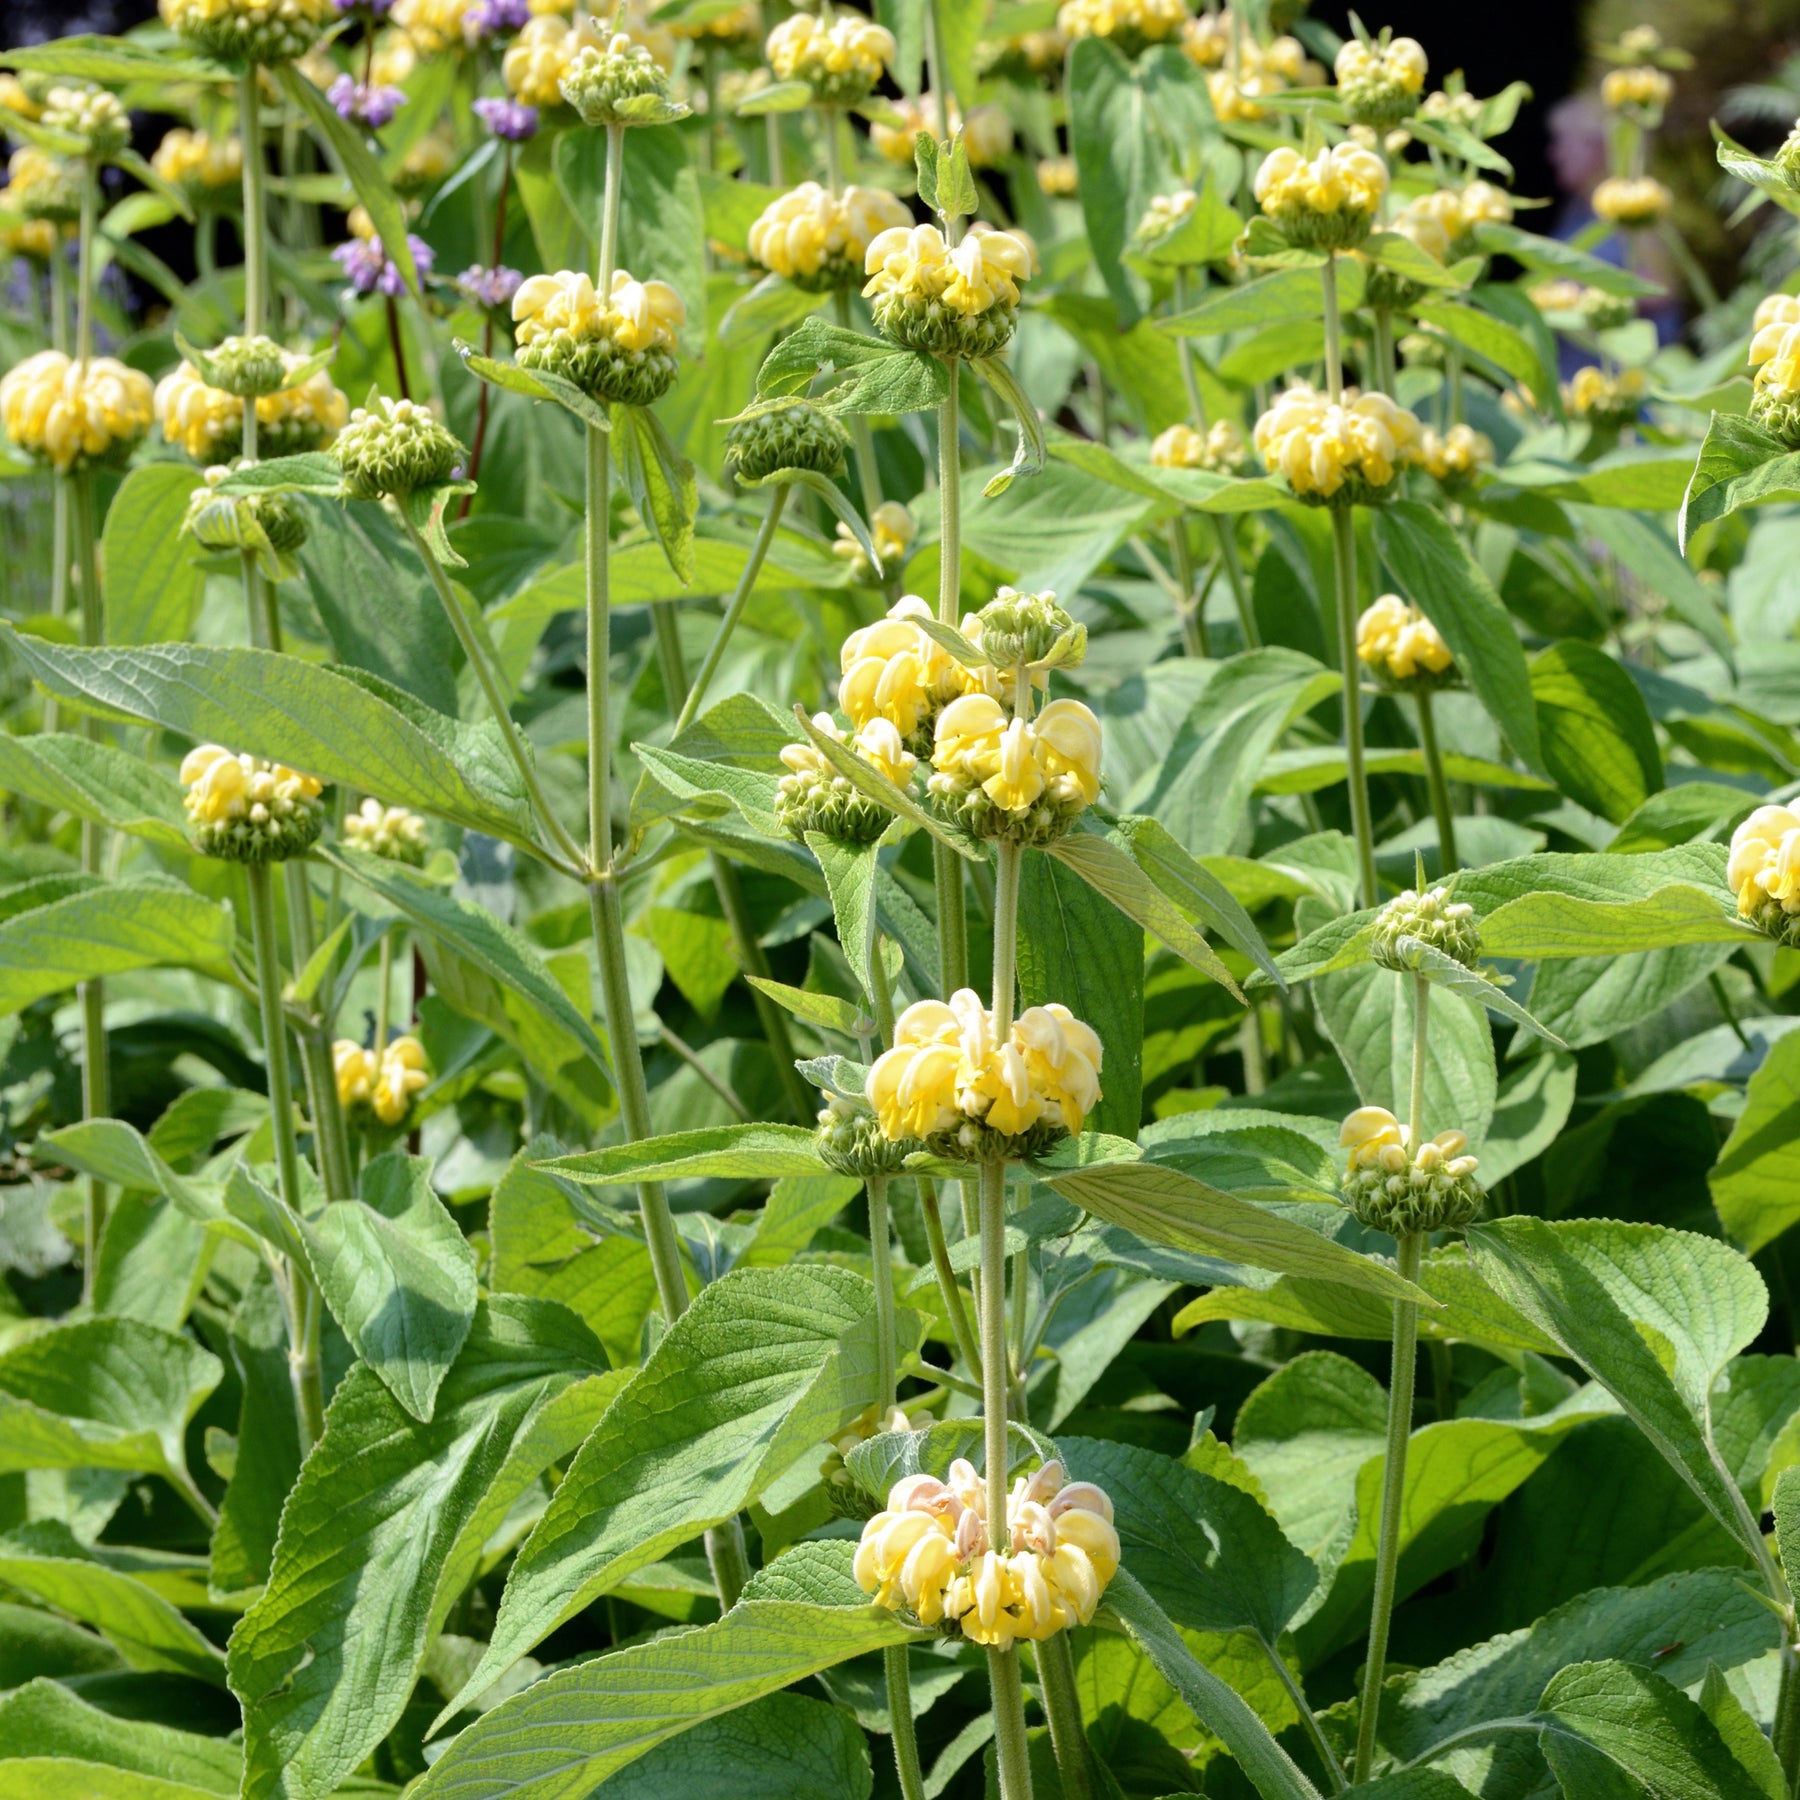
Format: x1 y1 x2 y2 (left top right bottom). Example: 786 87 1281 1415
1038 1631 1097 1800
238 72 264 337
673 482 789 735
835 290 885 522
885 1644 927 1800
1168 517 1206 658
71 473 107 1299
1330 503 1377 909
1321 251 1343 404
1415 688 1457 873
1214 516 1259 648
987 1639 1035 1800
598 122 624 292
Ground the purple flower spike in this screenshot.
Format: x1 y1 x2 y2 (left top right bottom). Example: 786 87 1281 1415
332 233 434 299
329 74 407 130
455 263 523 309
472 96 538 142
466 0 531 39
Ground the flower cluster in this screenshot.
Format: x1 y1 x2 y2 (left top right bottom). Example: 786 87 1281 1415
815 1095 916 1182
1563 364 1645 429
1417 423 1491 486
1134 187 1196 250
724 398 849 484
41 85 130 160
1592 176 1671 228
668 0 759 46
502 14 607 109
1253 384 1421 505
511 267 685 405
333 215 434 299
1335 33 1427 129
1150 419 1248 475
1602 65 1673 114
155 356 349 463
870 95 1011 170
150 130 243 204
1037 155 1079 198
329 75 407 129
180 744 325 864
392 0 473 54
862 222 1033 359
834 500 915 585
1729 806 1800 945
3 147 80 230
1750 308 1800 442
473 95 538 141
334 1034 431 1126
929 693 1102 844
1339 1106 1483 1236
775 713 913 844
560 30 671 126
1197 31 1317 123
159 0 333 63
979 24 1067 80
183 464 309 560
344 797 428 864
1531 280 1634 332
1057 0 1186 59
335 395 464 499
1355 594 1453 688
455 263 524 310
1253 144 1388 251
748 182 912 292
838 595 976 753
765 10 895 105
869 991 1103 1161
1370 883 1479 971
0 351 154 473
855 1459 1119 1646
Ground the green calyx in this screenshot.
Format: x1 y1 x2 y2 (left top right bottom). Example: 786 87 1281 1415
1266 205 1376 254
723 398 850 484
190 799 324 868
926 770 1087 848
1339 74 1418 131
1341 1162 1483 1236
516 332 679 407
335 396 465 501
815 1103 915 1179
199 334 289 400
42 85 129 160
775 764 893 845
1743 894 1800 950
870 290 1017 360
973 587 1086 673
184 478 309 558
1371 885 1481 972
165 0 325 65
559 42 671 126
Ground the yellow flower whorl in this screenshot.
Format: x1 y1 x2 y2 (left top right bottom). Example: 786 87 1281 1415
1418 423 1491 485
335 1035 431 1125
1253 383 1422 504
1563 364 1646 427
834 500 916 583
1 350 154 473
747 183 912 292
154 356 349 464
1356 594 1453 686
1150 419 1247 475
1334 34 1427 129
775 713 915 844
1339 1104 1483 1235
765 10 895 105
158 0 334 64
4 147 82 224
180 743 325 864
1057 0 1187 58
1729 806 1800 944
1253 144 1389 250
344 797 428 865
1592 175 1672 228
150 130 244 203
838 595 978 753
862 221 1032 357
855 1458 1119 1646
511 268 685 404
927 694 1103 844
1601 65 1673 113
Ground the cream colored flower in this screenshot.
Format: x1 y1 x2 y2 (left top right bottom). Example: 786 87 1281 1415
179 743 325 863
1592 176 1671 227
863 222 1032 354
838 595 972 748
1037 155 1078 198
1057 0 1188 53
1150 419 1246 474
155 355 347 463
150 129 242 199
159 0 334 62
1729 806 1800 918
334 1040 375 1110
503 13 603 107
1755 293 1800 335
1254 144 1388 248
1356 594 1453 682
1335 35 1427 96
393 0 471 54
1 350 154 473
834 500 916 581
1563 364 1646 422
748 182 912 290
344 798 428 864
1181 8 1227 66
1253 383 1421 502
372 1035 430 1125
766 10 895 101
927 693 1103 841
1418 423 1491 483
1602 65 1673 112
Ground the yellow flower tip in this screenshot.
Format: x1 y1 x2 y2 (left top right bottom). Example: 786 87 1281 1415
1254 144 1388 248
748 182 912 289
372 1034 430 1124
1252 383 1422 503
1602 65 1674 112
1418 423 1492 484
837 594 974 749
334 1039 375 1109
765 10 895 101
180 743 326 863
1057 0 1187 52
1037 155 1079 198
1355 594 1453 684
0 349 154 474
855 1457 1119 1644
1592 175 1672 228
1150 418 1247 474
1729 805 1800 926
150 128 243 196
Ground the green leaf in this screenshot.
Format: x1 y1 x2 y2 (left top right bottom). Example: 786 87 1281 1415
615 405 697 585
0 1678 241 1793
436 1265 920 1719
756 318 948 416
0 33 222 83
1045 828 1242 998
792 706 982 861
277 64 418 297
808 835 880 1001
1413 297 1547 391
212 453 346 498
1069 36 1152 325
972 355 1046 497
732 77 814 114
1570 505 1735 665
1042 1159 1429 1302
1470 222 1659 297
210 1269 301 1597
1387 936 1567 1048
1679 411 1800 549
0 732 190 850
1531 640 1663 824
1062 1438 1314 1642
416 1596 914 1800
40 1117 241 1243
1699 1664 1787 1800
101 464 202 645
0 1317 220 1500
0 880 235 1018
228 1297 617 1800
300 1151 477 1423
1373 502 1542 771
1103 1572 1320 1800
1775 1464 1800 1596
1019 849 1144 1138
1538 1660 1767 1800
1711 1030 1800 1254
1464 1218 1769 1556
0 632 540 851
744 978 867 1039
539 1124 829 1185
0 1525 225 1684
326 846 610 1080
784 467 881 574
1111 814 1281 989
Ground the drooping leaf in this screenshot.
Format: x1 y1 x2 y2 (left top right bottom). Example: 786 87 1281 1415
1711 1030 1800 1254
101 463 202 645
538 1124 830 1185
0 732 191 851
1531 640 1663 824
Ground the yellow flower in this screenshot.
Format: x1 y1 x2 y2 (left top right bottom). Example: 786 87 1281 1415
670 0 760 41
1012 1004 1104 1132
1335 35 1427 97
862 222 1032 355
1253 383 1421 502
868 997 968 1140
179 743 325 862
5 147 81 225
1340 1105 1479 1181
839 595 974 746
1 350 154 473
512 267 685 354
1181 8 1227 66
1602 66 1673 112
372 1035 430 1125
503 13 602 107
748 182 912 290
928 692 1102 842
393 0 470 55
1458 180 1514 228
1420 87 1481 128
344 797 428 864
1037 155 1078 198
870 92 958 164
833 499 916 581
1418 423 1491 483
158 0 334 63
156 361 241 463
1356 594 1453 683
334 1040 376 1110
258 365 350 452
1563 364 1646 423
765 10 895 101
1755 293 1800 335
775 713 914 843
1056 0 1188 52
1592 176 1672 228
855 1458 1119 1646
1150 419 1246 474
1136 187 1196 248
1729 806 1800 918
1254 144 1388 248
150 129 243 199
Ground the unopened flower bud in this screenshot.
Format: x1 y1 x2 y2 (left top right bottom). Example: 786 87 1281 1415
182 464 309 557
815 1094 915 1179
159 0 334 64
1338 1105 1483 1235
972 587 1085 673
723 398 850 484
1334 34 1427 130
558 31 671 125
1370 885 1481 971
42 85 130 160
335 395 464 500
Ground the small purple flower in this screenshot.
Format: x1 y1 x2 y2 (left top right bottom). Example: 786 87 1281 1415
333 233 434 298
329 75 407 130
334 0 394 15
465 0 531 39
472 95 538 142
455 264 523 309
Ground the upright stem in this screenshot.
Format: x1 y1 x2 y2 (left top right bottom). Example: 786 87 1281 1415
870 1177 899 1411
1168 518 1206 658
1408 971 1428 1152
869 930 897 1046
673 482 789 735
376 934 393 1051
937 363 961 626
1213 517 1259 648
885 1643 927 1800
1774 1654 1800 1798
598 122 624 293
1330 504 1377 909
987 1638 1035 1800
1415 689 1457 873
991 844 1022 1037
74 163 97 366
238 72 264 337
834 290 885 522
765 111 783 186
1321 252 1343 403
1038 1631 1097 1800
246 861 325 1455
71 473 106 1301
1352 1230 1421 1784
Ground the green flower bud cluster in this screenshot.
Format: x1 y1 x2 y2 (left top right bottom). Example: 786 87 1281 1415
1362 263 1425 313
1341 1142 1484 1236
559 35 670 126
516 330 679 408
183 466 309 557
870 288 1018 361
9 150 82 223
815 1097 915 1179
775 752 894 845
1753 388 1800 449
42 85 129 160
972 587 1087 673
1370 885 1481 972
1774 123 1800 189
724 399 850 484
161 0 331 66
334 396 464 500
925 1112 1069 1167
926 768 1091 848
343 797 428 866
202 334 289 400
819 1402 931 1520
